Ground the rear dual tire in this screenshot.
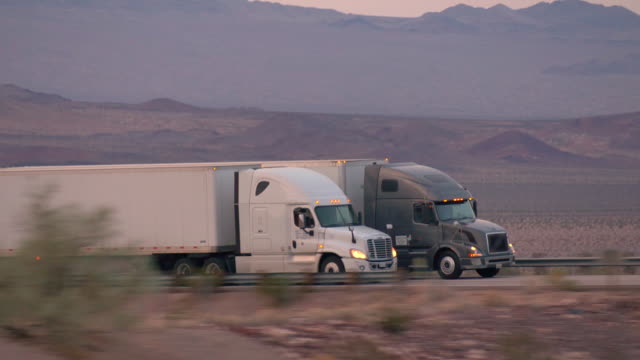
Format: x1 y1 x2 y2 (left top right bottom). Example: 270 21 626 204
203 257 227 275
174 257 227 277
174 258 196 277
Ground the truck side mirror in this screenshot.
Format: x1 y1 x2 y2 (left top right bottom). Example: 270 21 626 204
472 200 478 216
357 212 362 226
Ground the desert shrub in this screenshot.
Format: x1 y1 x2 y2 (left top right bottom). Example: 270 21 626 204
545 269 580 292
377 307 411 334
257 274 296 307
531 253 548 275
577 252 595 275
173 273 225 294
299 272 316 294
346 272 361 285
622 251 636 275
0 188 153 354
600 249 623 275
498 331 553 360
326 337 399 360
483 291 510 307
500 266 521 276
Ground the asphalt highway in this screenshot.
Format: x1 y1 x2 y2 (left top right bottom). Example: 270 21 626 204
414 274 640 289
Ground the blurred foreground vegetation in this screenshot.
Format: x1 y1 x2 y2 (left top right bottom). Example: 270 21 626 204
0 188 154 356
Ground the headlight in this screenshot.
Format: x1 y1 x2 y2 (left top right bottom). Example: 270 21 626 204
350 249 368 260
468 246 483 257
509 243 515 253
392 247 397 258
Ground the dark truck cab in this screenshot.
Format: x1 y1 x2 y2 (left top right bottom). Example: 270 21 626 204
363 163 515 279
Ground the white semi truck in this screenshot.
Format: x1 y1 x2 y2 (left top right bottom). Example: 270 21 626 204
0 163 397 275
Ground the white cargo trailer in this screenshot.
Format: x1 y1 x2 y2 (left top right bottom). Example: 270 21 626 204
0 163 397 274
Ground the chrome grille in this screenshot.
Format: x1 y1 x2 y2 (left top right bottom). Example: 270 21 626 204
487 233 509 253
367 238 393 260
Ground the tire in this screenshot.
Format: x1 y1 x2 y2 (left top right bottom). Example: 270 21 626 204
476 267 500 278
320 256 345 273
436 250 463 279
203 257 227 275
174 258 196 277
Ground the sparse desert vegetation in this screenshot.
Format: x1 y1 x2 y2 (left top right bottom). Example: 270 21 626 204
485 213 640 257
173 284 640 360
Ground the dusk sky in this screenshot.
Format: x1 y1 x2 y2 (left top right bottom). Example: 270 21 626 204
253 0 640 17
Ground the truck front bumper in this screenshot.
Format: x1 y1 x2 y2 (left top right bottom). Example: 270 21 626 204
343 258 397 272
461 254 514 270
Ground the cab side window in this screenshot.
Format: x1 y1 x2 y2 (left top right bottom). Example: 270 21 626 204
293 208 315 228
381 179 398 192
413 203 438 225
255 181 270 196
413 203 426 223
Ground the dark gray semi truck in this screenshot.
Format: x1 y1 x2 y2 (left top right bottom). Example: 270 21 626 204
264 159 515 279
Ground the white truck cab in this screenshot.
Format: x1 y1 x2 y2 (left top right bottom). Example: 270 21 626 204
235 167 397 273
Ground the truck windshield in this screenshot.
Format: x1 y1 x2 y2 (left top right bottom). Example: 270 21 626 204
434 201 476 222
315 205 358 227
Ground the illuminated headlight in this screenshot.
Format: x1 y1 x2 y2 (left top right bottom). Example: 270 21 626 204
350 249 368 260
468 246 483 257
509 243 515 253
392 247 397 258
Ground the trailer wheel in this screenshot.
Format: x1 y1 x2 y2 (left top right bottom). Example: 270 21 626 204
203 257 227 275
436 250 463 279
476 267 500 278
174 258 196 277
320 256 345 273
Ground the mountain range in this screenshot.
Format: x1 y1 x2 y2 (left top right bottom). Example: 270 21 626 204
2 84 639 171
0 0 639 118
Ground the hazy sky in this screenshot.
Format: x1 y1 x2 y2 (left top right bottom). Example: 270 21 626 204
253 0 640 17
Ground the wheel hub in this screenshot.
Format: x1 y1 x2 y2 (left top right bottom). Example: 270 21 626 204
440 256 456 275
324 263 340 273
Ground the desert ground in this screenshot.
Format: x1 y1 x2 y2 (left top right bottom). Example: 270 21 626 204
3 282 640 360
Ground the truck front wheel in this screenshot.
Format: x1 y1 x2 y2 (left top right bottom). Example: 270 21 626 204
436 250 463 279
476 267 500 278
320 256 345 273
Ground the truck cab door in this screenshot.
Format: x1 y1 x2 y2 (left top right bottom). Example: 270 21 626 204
284 206 319 272
249 205 285 272
411 202 441 266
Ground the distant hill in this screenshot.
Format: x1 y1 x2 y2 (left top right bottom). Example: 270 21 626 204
467 130 593 164
0 86 638 168
0 84 69 104
136 98 203 112
0 0 639 119
520 0 640 30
